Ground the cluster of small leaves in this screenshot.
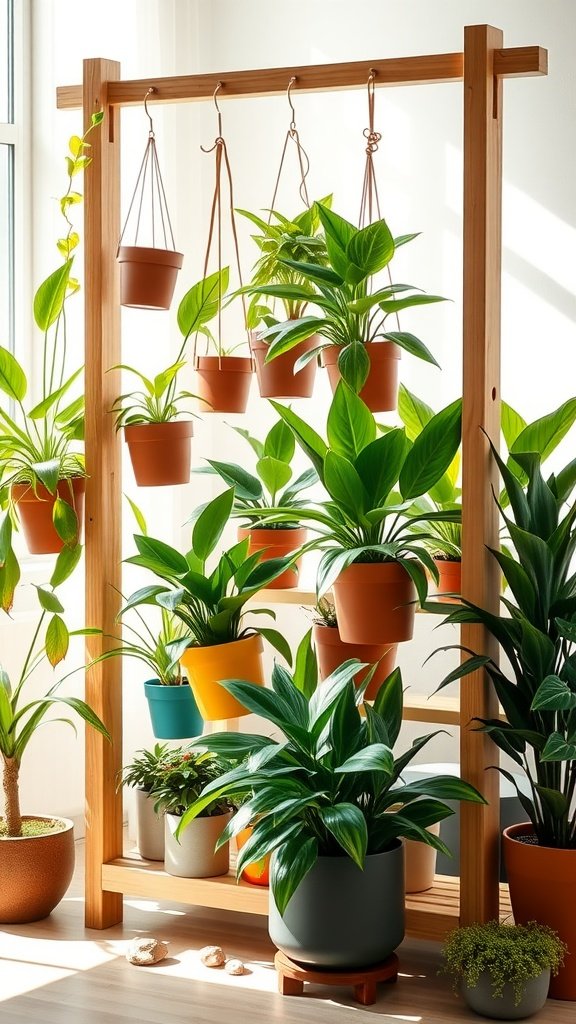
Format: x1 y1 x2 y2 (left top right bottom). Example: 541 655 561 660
150 747 231 817
441 920 567 1005
119 743 173 793
313 597 338 627
111 359 199 428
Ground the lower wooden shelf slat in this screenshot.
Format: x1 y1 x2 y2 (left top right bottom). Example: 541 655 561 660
101 859 511 941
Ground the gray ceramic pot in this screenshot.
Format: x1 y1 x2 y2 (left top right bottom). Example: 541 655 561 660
462 969 550 1020
134 788 165 861
164 810 231 878
268 842 404 969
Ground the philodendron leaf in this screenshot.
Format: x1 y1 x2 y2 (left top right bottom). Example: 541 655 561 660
0 346 27 401
540 733 576 762
531 675 576 711
45 614 69 666
33 259 73 331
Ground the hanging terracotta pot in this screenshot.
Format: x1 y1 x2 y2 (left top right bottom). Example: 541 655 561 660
320 341 400 412
431 557 461 604
237 525 306 590
124 421 194 487
313 623 397 700
11 477 85 555
250 334 317 399
117 245 184 310
180 634 264 721
332 561 417 645
194 355 254 414
503 823 576 1000
0 816 75 923
236 826 270 887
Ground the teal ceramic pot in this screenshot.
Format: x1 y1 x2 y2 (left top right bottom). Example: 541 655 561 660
143 678 203 739
268 842 405 969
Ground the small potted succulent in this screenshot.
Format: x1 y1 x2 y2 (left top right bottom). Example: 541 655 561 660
110 357 198 486
238 200 329 398
152 746 232 878
197 416 318 588
178 268 254 414
441 920 566 1019
119 743 171 862
257 202 447 413
312 597 397 699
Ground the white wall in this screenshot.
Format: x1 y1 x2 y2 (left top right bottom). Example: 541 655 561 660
5 0 574 824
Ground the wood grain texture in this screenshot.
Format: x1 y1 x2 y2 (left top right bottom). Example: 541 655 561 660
459 24 503 925
56 45 547 111
83 58 124 930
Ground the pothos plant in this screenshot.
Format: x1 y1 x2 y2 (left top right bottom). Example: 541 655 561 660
0 513 109 837
0 111 103 543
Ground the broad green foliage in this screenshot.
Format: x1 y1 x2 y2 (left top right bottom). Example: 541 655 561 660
251 202 447 392
177 268 245 357
431 444 576 848
178 661 484 914
110 359 200 427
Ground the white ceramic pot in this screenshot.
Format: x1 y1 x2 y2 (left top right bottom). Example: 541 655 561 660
164 810 231 878
134 788 165 862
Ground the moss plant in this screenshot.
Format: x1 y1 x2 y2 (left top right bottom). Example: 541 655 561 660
442 920 567 1005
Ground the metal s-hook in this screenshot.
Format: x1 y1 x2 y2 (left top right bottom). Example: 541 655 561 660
143 87 156 137
363 68 381 154
213 81 223 140
287 75 297 131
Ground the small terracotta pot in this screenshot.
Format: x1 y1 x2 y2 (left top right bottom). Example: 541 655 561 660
237 526 306 589
194 355 254 413
503 822 576 1000
320 341 400 412
313 623 397 700
0 816 75 923
181 634 264 721
431 558 461 604
332 561 417 645
11 477 85 555
404 823 440 893
117 245 184 310
250 334 317 399
236 826 270 886
124 420 194 487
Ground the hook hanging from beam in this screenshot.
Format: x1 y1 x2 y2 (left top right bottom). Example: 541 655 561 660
143 86 156 136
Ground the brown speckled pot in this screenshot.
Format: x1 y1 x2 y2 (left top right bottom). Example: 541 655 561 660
0 816 75 923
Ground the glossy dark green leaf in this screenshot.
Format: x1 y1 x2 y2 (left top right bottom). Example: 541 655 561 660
327 380 375 461
318 803 367 866
400 399 461 499
192 488 234 563
337 342 370 394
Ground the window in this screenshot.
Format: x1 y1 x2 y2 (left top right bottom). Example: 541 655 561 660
0 0 15 353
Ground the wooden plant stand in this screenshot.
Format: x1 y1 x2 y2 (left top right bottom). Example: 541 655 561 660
274 950 399 1005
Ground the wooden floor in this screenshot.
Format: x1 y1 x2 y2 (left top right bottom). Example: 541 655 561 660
0 838 572 1024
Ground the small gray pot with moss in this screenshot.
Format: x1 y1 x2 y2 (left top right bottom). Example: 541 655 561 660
441 920 567 1020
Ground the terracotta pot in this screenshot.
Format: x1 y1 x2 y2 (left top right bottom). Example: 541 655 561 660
332 561 417 645
180 634 264 721
236 826 270 886
237 525 306 590
124 421 194 487
250 334 317 399
431 558 461 604
11 477 85 555
0 816 75 923
164 810 231 878
320 341 400 412
194 355 254 413
117 245 184 310
313 623 397 700
503 822 576 1000
404 823 440 893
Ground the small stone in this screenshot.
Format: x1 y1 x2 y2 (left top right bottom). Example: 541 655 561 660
126 937 169 966
225 958 245 976
200 944 226 967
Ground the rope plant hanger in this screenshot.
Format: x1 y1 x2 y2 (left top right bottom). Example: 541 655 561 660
187 82 254 414
117 88 184 310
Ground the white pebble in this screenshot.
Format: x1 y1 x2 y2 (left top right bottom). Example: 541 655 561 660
200 944 226 967
126 937 169 966
225 958 245 975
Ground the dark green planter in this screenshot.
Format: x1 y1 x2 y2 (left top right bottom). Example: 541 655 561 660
143 678 203 739
268 842 404 969
462 970 550 1020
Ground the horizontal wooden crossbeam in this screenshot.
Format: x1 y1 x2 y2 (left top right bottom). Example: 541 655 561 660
57 46 547 110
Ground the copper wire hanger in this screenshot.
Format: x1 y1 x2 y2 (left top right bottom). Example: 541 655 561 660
268 75 311 213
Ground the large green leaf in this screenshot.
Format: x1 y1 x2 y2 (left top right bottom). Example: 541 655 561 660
318 803 367 867
337 341 370 393
45 614 69 666
204 459 262 501
540 733 576 762
355 429 408 508
269 401 328 483
372 667 403 747
293 628 318 699
133 535 189 576
34 585 65 614
532 675 576 711
327 381 375 461
0 544 20 612
324 450 367 520
271 835 318 916
346 219 395 281
256 457 292 499
33 259 73 331
383 331 440 367
264 418 295 464
399 399 461 499
397 384 434 441
315 203 357 280
28 367 83 420
192 488 234 563
53 497 79 546
336 743 394 777
501 401 527 450
0 346 27 401
177 268 229 337
379 293 446 315
511 398 576 461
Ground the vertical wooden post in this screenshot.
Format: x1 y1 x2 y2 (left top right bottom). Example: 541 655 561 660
460 25 503 924
83 58 123 929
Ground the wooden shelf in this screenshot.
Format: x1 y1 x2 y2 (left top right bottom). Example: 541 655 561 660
403 694 460 726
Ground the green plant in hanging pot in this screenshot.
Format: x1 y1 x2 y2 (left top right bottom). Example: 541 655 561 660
0 513 109 923
110 358 200 486
237 200 330 399
441 920 566 1019
245 381 461 646
195 415 319 589
430 441 576 1000
177 268 254 415
179 661 485 969
0 113 103 554
253 202 447 413
123 487 293 721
